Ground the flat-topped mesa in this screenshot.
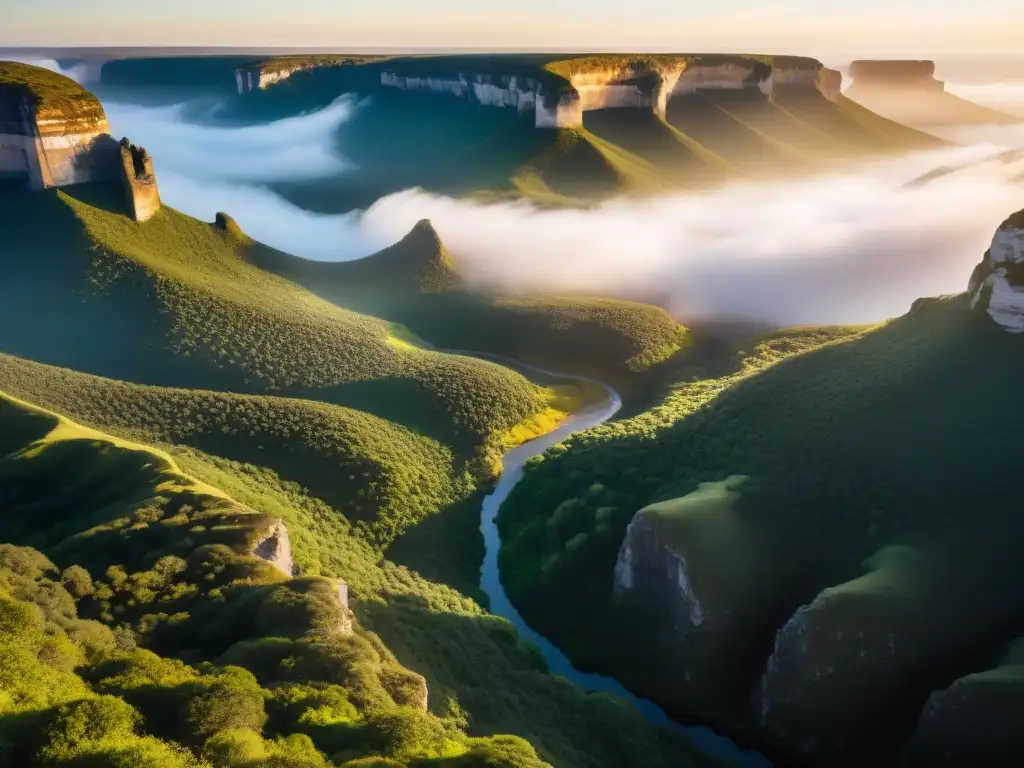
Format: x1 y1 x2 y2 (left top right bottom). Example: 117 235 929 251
380 56 840 129
118 138 160 222
968 208 1024 333
849 60 944 91
0 60 118 189
236 55 388 93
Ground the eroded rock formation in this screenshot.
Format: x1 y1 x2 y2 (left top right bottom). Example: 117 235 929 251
381 56 841 130
118 138 160 222
968 208 1024 332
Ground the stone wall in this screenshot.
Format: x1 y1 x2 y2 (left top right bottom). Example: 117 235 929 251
118 139 160 222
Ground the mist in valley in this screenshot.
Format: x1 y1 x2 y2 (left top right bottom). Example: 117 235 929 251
13 56 1024 326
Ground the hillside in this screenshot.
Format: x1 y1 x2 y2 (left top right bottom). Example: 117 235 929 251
250 218 687 388
499 282 1024 761
0 180 560 472
0 385 715 768
0 389 556 767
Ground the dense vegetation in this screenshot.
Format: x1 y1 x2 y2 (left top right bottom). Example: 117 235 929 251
0 181 557 471
0 385 714 768
0 391 559 767
250 219 687 388
499 296 1024 760
0 147 716 767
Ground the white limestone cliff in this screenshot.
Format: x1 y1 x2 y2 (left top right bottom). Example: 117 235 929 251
968 210 1024 333
380 58 840 130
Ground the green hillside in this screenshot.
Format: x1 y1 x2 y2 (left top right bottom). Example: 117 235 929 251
0 386 714 768
249 219 687 389
0 181 560 471
499 296 1024 760
0 390 554 767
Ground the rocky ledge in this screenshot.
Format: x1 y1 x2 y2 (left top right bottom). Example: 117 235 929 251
968 208 1024 333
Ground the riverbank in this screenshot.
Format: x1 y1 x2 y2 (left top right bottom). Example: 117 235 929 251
469 355 770 767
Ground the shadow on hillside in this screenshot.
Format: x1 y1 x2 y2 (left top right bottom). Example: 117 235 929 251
60 179 132 218
385 490 488 605
356 589 708 768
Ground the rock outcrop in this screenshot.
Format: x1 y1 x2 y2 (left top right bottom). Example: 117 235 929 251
846 59 1018 126
381 56 841 130
251 519 294 577
0 61 118 189
614 476 807 720
968 208 1024 333
118 138 160 222
1 62 162 220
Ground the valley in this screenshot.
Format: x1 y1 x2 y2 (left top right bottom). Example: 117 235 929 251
1 42 1024 768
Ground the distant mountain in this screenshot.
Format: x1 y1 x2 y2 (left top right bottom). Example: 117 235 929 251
845 59 1021 127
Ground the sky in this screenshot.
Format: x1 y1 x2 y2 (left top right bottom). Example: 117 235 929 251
3 0 1024 57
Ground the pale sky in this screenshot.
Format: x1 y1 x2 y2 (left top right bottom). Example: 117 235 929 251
3 0 1024 57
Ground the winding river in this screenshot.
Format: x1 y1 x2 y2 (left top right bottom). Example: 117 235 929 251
476 362 770 767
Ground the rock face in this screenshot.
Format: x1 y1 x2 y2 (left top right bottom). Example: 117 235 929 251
968 209 1024 333
613 477 802 720
0 62 118 189
118 139 160 222
251 519 294 577
381 56 841 130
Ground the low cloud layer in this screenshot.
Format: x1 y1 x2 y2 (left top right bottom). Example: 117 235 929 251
105 98 358 182
361 140 1024 325
8 62 1023 326
110 93 1024 326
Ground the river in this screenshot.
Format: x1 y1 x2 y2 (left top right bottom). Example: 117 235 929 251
477 363 770 767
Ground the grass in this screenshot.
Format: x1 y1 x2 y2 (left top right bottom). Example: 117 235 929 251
498 295 1024 758
0 60 107 122
250 217 689 390
0 181 551 470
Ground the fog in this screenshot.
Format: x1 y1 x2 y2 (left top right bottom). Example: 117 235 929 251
9 54 1024 325
361 142 1024 325
102 90 1024 326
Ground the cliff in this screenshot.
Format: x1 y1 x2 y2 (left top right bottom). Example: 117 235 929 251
846 59 1019 126
380 55 841 130
0 60 118 189
968 208 1024 332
